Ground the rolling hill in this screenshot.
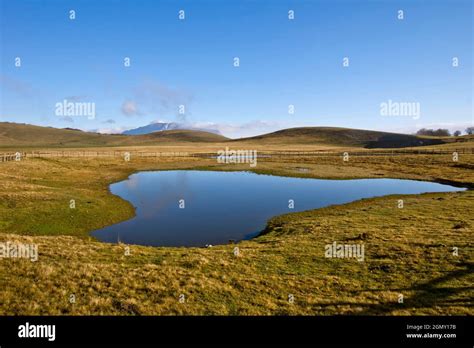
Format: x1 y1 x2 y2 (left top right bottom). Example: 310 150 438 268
233 127 447 148
0 122 228 147
1 122 470 149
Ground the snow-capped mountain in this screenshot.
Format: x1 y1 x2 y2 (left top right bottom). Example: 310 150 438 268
122 122 221 135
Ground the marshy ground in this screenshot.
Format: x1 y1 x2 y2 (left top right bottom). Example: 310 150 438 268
0 148 472 315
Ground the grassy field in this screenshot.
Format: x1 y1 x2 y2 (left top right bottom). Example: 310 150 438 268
0 143 472 315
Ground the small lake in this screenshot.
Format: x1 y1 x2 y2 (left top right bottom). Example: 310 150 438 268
91 170 464 247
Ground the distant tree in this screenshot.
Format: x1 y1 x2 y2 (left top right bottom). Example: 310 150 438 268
466 127 474 135
453 130 461 137
416 128 451 137
416 128 429 136
434 129 451 136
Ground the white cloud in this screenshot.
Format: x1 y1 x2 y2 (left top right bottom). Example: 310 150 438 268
93 126 130 134
190 120 287 138
121 100 140 116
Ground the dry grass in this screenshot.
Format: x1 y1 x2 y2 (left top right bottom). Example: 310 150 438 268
0 146 472 315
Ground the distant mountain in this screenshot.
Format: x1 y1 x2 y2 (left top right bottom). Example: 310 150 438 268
123 122 221 135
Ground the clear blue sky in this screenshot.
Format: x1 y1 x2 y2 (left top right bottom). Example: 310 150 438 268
0 0 472 137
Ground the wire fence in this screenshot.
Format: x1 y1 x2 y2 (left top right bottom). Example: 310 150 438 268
0 148 473 163
0 153 21 162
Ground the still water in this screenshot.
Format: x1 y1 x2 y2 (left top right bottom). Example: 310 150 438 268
91 170 463 247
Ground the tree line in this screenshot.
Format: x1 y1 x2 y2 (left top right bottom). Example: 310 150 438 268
416 127 474 137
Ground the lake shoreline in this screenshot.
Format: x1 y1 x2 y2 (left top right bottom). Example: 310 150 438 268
92 169 466 248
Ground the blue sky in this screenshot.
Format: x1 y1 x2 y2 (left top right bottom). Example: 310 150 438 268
0 0 472 138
